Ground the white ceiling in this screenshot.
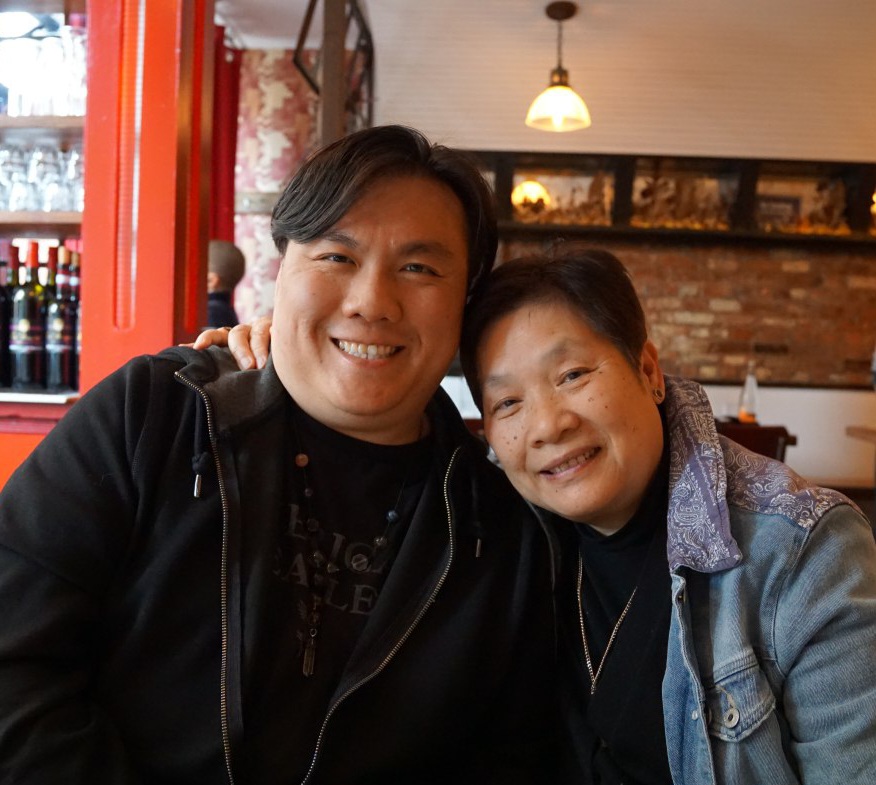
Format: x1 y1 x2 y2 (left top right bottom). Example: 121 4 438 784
215 0 336 50
213 1 876 162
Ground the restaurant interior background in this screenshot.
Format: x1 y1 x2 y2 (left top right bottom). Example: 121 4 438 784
0 0 874 503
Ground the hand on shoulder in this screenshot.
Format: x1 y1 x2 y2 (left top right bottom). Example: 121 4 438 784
190 316 273 370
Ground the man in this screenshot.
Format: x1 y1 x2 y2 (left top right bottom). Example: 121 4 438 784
206 239 246 328
0 126 559 783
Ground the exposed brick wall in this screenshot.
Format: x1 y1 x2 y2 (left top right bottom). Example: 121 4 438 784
499 237 876 389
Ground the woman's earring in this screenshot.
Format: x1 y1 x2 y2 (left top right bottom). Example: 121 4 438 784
653 388 665 403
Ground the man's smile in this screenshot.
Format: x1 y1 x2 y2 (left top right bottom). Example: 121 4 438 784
335 339 402 360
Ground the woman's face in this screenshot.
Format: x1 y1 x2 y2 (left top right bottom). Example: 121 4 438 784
477 300 665 535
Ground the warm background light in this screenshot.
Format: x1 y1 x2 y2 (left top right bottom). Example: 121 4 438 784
525 84 591 132
524 2 592 133
511 179 552 206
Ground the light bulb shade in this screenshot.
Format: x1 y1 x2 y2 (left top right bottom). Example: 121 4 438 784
525 84 592 132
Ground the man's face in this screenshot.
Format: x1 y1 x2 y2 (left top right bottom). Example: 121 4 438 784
271 175 470 445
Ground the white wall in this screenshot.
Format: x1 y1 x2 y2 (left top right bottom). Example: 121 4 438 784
703 385 876 488
370 0 876 162
442 376 876 489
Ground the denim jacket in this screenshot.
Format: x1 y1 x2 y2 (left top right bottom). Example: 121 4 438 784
662 377 876 784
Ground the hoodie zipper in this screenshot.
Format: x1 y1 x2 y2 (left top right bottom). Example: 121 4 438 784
174 372 237 785
298 445 462 785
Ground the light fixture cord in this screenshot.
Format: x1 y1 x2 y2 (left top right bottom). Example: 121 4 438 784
556 19 564 68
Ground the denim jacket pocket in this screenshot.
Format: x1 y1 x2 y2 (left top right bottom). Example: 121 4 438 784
705 654 776 743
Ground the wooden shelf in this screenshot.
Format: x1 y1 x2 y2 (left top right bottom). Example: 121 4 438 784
0 211 83 235
0 1 85 13
0 391 79 405
0 394 79 435
475 150 876 248
0 115 85 131
0 114 85 147
498 219 876 248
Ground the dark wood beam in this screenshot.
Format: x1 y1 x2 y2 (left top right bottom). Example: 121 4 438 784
320 0 347 146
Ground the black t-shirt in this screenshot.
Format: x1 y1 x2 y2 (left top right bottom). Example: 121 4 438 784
241 400 434 781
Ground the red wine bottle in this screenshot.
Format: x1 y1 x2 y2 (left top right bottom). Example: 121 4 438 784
0 240 13 388
69 250 81 390
45 246 77 391
8 241 21 288
44 244 58 300
10 241 47 390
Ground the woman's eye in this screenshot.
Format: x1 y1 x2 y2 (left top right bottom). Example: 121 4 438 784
491 397 520 414
561 368 586 384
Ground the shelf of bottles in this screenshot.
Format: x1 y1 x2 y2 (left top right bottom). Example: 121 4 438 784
0 237 80 401
0 8 86 404
475 151 876 245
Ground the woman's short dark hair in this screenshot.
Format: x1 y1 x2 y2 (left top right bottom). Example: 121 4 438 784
271 125 497 299
459 246 648 411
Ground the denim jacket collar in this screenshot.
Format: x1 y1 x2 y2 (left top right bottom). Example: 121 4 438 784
664 376 743 573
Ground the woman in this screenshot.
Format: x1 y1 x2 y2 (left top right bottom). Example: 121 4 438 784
200 246 876 783
458 247 876 784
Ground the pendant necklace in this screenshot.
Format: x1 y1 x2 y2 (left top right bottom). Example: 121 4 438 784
290 412 420 677
576 553 638 695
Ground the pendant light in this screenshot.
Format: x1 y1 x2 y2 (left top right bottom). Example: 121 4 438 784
525 1 592 132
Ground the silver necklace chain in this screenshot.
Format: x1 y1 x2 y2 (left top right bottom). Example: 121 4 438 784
576 553 638 695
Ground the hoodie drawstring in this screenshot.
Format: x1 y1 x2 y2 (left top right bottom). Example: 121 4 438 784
191 393 212 498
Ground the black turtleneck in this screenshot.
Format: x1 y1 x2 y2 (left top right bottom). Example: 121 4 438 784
555 415 673 785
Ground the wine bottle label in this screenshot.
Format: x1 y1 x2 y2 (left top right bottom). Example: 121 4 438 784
45 312 75 351
9 318 45 351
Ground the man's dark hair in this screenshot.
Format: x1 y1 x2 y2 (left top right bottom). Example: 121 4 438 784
460 246 648 411
271 125 497 299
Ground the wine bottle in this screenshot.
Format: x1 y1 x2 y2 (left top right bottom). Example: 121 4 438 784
44 244 59 299
9 241 47 390
8 241 21 288
69 250 81 390
45 246 77 391
0 241 12 388
737 360 759 424
870 340 876 392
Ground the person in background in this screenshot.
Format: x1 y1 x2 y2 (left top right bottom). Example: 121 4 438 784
460 247 876 784
207 238 246 328
0 126 561 783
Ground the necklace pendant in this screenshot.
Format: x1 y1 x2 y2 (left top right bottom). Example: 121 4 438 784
302 633 317 677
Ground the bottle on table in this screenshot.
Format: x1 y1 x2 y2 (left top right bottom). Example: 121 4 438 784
9 240 47 390
737 359 759 424
45 245 77 391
